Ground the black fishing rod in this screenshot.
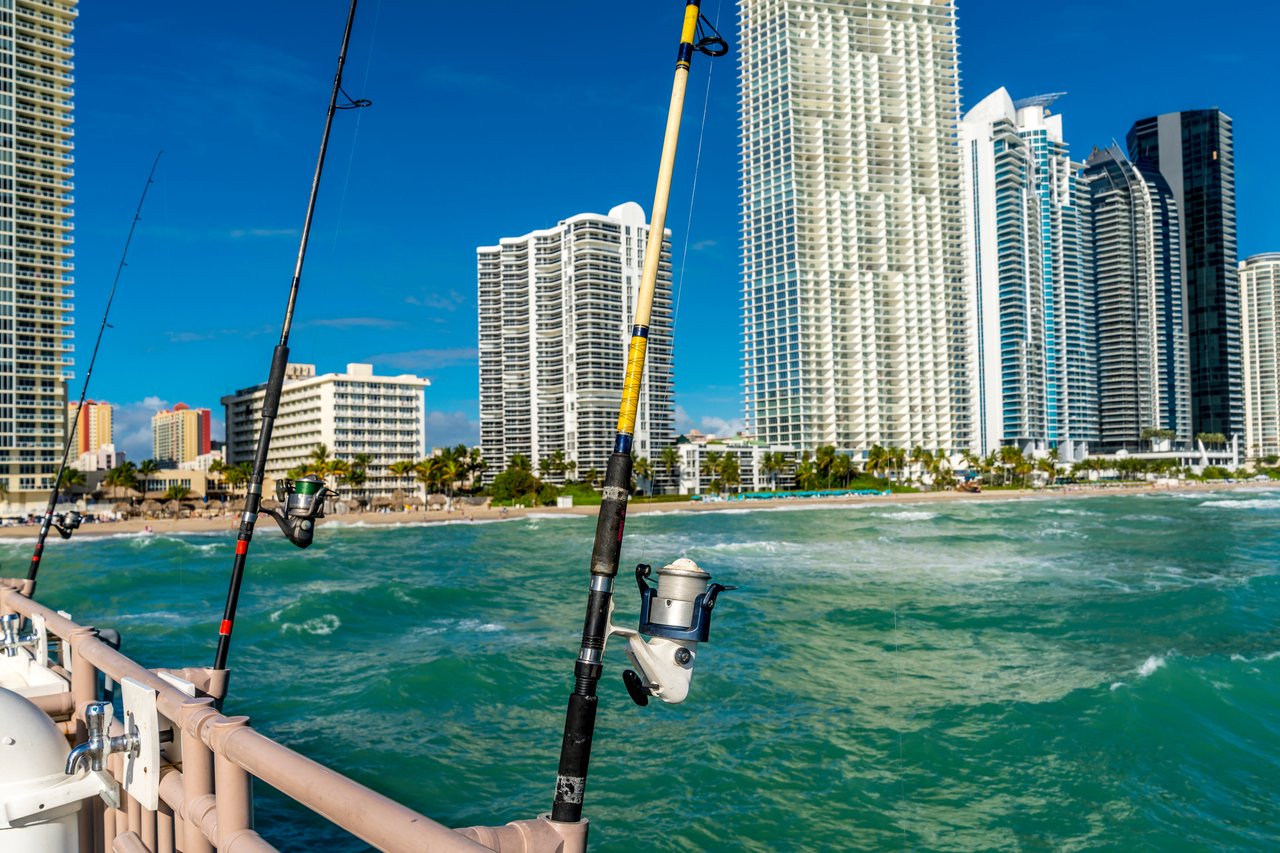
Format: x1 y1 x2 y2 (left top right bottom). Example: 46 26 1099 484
25 152 163 596
212 0 370 676
550 0 728 824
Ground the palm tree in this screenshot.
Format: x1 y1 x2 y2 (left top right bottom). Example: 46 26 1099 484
634 456 653 496
1036 456 1058 487
831 454 852 488
509 454 532 472
866 445 888 479
388 460 418 493
717 454 741 494
137 459 160 496
57 467 86 494
162 484 192 502
794 459 818 490
815 444 837 486
760 450 785 491
700 451 723 493
660 445 680 494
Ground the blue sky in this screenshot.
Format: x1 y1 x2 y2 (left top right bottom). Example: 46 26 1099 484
71 1 1279 461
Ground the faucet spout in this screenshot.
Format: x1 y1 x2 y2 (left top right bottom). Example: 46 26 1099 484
65 741 93 775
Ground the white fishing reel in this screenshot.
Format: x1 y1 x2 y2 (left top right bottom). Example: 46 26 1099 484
606 559 734 706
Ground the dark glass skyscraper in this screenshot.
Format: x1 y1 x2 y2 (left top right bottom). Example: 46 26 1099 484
1127 110 1241 440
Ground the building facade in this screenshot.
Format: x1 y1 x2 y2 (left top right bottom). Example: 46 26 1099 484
1127 110 1241 439
959 89 1095 460
0 0 77 503
675 439 798 496
222 363 428 497
68 398 111 455
477 202 674 482
1240 253 1280 459
740 0 966 452
152 403 211 466
1082 146 1191 448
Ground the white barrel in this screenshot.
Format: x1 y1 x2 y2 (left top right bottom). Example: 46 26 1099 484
0 687 81 852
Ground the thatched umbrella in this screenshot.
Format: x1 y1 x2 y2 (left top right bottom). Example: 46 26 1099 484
371 495 394 509
111 501 132 514
424 495 444 508
140 499 162 516
391 488 407 503
161 500 181 517
204 501 226 516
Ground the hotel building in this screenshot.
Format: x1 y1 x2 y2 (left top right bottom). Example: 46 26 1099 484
739 0 966 452
0 0 77 502
477 202 675 482
1127 110 1241 439
1082 146 1191 448
1241 253 1280 459
152 403 211 466
68 398 110 455
222 363 428 497
959 89 1095 460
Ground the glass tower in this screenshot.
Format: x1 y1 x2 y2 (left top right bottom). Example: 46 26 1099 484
1083 146 1191 447
1127 110 1241 440
739 0 965 453
959 89 1095 460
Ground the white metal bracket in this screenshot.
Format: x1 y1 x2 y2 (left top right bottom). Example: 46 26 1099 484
0 770 116 829
121 677 162 810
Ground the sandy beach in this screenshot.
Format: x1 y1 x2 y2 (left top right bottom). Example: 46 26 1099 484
0 478 1268 542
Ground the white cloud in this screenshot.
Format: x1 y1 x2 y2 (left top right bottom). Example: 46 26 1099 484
674 405 744 438
425 411 479 451
112 396 168 462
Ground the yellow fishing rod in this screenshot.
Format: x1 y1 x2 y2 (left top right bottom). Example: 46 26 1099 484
550 0 728 826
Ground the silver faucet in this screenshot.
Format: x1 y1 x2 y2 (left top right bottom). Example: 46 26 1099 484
1 613 30 658
66 702 139 775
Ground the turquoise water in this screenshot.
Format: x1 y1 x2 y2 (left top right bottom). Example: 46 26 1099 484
8 489 1279 851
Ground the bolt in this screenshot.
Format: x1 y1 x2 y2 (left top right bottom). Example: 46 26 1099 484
674 647 692 665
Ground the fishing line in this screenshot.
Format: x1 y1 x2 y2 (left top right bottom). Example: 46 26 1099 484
329 0 381 252
671 0 722 331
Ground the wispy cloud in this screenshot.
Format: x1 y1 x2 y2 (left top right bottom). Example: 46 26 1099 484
691 239 719 252
112 396 167 461
405 289 468 312
364 347 479 371
164 324 274 344
306 317 404 330
229 227 299 239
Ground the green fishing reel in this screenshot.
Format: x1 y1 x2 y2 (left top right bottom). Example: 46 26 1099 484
263 475 334 549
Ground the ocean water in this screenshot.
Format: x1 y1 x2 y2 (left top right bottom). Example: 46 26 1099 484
7 489 1280 851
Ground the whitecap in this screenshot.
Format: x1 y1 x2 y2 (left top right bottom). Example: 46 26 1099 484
876 510 938 521
1198 499 1280 511
280 614 341 636
1137 654 1166 677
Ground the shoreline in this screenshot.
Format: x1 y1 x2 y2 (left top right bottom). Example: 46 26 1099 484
0 479 1271 542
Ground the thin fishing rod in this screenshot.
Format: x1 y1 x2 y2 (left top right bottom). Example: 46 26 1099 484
213 0 369 675
551 0 727 824
25 152 163 595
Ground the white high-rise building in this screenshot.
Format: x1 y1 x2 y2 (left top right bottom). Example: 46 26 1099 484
1241 253 1280 459
0 1 77 504
222 363 429 497
959 89 1095 460
477 202 674 482
740 0 966 453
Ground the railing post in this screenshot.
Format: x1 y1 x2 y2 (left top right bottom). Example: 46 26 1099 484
69 626 99 853
211 716 253 849
177 698 216 853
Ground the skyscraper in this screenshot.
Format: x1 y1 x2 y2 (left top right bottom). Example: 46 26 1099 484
477 202 674 481
1127 110 1241 439
1083 146 1191 447
740 0 965 453
0 1 77 502
152 403 212 466
959 89 1095 459
68 399 112 455
1240 253 1280 459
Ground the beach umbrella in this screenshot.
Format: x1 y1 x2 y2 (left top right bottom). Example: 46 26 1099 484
140 499 162 516
391 488 406 502
424 495 442 507
111 502 131 513
371 495 393 508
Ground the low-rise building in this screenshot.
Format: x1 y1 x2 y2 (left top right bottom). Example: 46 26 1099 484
222 363 428 497
673 435 799 495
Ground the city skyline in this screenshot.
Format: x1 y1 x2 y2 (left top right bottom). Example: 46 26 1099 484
66 2 1280 461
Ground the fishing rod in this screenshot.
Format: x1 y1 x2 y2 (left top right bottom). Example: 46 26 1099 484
550 1 732 825
212 0 369 677
24 152 163 596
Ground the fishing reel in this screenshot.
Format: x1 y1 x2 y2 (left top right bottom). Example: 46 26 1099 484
262 474 334 549
52 510 82 539
607 559 734 706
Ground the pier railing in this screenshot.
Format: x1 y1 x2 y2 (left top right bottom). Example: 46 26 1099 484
1 579 584 853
